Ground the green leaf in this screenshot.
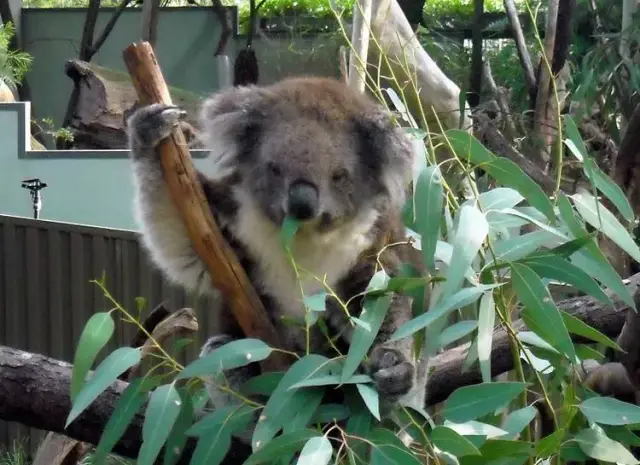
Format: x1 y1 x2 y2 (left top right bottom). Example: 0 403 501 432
571 190 640 264
296 436 333 465
240 372 285 397
252 355 331 451
138 383 183 465
443 382 527 423
583 158 634 222
488 230 557 265
246 430 322 463
414 165 443 271
436 321 478 349
477 292 495 383
356 383 380 421
66 347 141 428
178 339 272 380
472 187 525 211
563 114 589 161
561 311 622 352
557 193 635 309
443 129 495 166
573 427 639 465
519 254 612 307
482 158 555 222
390 284 501 342
580 397 640 426
441 204 489 299
188 422 232 465
511 263 577 362
163 389 195 465
536 428 565 457
430 426 481 457
92 376 158 464
342 294 393 381
303 292 327 312
443 420 508 439
478 439 535 459
368 428 423 465
70 312 115 401
186 404 255 438
289 374 372 390
564 114 633 221
311 404 350 424
501 406 537 440
280 216 301 249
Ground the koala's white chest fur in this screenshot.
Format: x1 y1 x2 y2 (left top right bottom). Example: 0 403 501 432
230 192 378 320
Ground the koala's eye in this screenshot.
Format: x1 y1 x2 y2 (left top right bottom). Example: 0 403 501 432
331 169 349 183
267 162 282 177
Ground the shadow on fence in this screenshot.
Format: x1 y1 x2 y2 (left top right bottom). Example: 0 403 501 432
0 213 224 457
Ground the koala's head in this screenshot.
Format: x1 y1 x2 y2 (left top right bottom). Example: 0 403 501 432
198 77 413 234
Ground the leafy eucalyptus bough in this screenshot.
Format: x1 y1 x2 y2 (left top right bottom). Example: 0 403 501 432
67 91 640 464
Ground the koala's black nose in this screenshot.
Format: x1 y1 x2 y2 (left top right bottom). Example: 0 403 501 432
287 181 319 221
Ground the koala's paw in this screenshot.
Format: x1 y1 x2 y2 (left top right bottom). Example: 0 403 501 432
369 346 415 400
127 103 187 153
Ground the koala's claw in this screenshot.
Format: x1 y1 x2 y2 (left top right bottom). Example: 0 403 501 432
128 103 188 151
369 346 415 398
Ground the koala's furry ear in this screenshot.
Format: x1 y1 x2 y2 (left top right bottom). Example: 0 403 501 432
197 85 273 178
355 107 414 212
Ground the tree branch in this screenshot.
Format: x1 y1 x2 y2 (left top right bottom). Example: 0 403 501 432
0 346 251 465
425 273 640 405
503 0 536 99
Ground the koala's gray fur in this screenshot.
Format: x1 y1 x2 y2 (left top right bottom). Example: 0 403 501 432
127 76 428 445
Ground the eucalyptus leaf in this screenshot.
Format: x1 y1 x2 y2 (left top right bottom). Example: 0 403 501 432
246 430 322 464
519 254 612 307
66 347 141 428
70 312 115 401
342 294 393 381
295 436 333 465
92 377 158 464
580 397 640 426
356 383 380 421
414 165 443 271
138 383 183 465
571 190 640 264
443 382 527 423
430 426 481 457
573 427 639 465
390 284 501 342
178 339 273 380
251 355 330 451
436 321 478 350
477 291 495 383
440 204 489 299
368 428 423 465
501 406 538 440
511 263 577 363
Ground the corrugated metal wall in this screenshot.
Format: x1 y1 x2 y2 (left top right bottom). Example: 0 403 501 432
0 214 225 457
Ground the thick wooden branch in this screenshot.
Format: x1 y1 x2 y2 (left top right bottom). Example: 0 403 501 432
0 346 251 465
121 42 288 372
425 273 640 405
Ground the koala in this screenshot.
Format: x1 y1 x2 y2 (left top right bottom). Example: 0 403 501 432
127 76 428 440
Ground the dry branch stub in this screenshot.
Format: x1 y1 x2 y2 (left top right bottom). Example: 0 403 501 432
121 41 289 372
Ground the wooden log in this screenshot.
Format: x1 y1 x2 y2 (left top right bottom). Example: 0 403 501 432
0 345 252 465
64 59 201 149
121 41 289 372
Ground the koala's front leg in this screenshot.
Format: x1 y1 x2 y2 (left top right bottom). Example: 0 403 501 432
127 104 214 295
368 294 418 409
